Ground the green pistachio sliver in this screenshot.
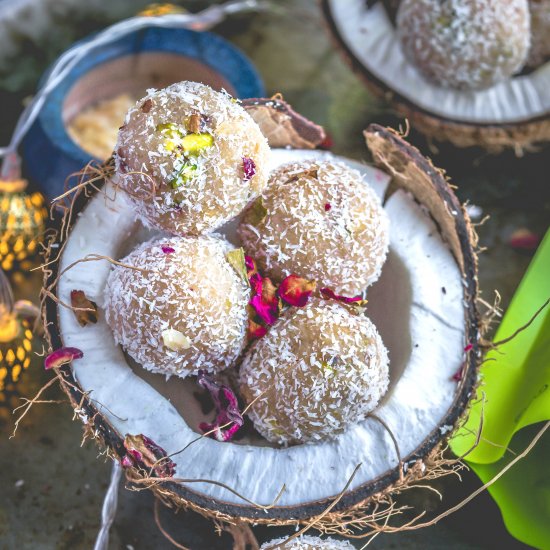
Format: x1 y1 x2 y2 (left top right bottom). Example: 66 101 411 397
181 133 214 154
170 162 197 189
246 196 268 226
226 248 248 282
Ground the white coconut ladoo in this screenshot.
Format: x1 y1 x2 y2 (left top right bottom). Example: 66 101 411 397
44 124 478 535
238 160 389 296
115 81 270 235
260 535 355 549
103 235 250 377
240 298 389 445
322 0 550 150
396 0 531 90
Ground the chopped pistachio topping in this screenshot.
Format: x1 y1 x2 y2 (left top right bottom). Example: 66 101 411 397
170 161 198 189
162 328 191 351
246 196 268 226
156 123 214 155
226 248 248 282
180 133 214 153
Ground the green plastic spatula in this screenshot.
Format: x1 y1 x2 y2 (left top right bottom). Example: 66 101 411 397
450 228 550 549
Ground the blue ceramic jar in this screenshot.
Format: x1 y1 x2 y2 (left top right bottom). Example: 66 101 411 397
23 26 264 200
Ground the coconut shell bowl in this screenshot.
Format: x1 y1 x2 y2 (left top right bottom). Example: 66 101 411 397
41 82 480 544
321 0 550 153
22 26 264 201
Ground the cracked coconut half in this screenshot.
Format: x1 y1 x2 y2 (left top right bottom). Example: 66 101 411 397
322 0 550 151
44 85 478 533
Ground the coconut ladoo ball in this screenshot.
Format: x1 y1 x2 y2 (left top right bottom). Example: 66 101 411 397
239 299 389 445
260 535 355 550
238 160 389 297
103 235 250 377
527 1 550 67
115 81 270 235
396 0 531 90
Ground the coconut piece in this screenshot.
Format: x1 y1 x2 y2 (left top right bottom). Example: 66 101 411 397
45 137 477 525
396 0 530 91
238 160 389 296
103 235 250 378
242 96 327 149
527 0 550 68
321 0 550 151
115 81 270 235
260 535 354 549
239 298 389 445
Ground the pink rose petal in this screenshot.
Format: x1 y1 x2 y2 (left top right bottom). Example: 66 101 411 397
161 245 175 254
320 287 367 305
278 274 316 307
242 157 256 181
44 347 83 370
198 371 243 442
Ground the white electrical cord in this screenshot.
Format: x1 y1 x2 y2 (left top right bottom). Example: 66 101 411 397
0 0 267 179
93 460 122 550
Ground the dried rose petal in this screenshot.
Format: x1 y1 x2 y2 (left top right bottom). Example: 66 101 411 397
508 228 541 251
246 196 267 226
320 287 368 306
44 347 83 370
242 157 256 181
249 272 263 296
70 290 98 327
197 371 243 442
324 203 332 212
245 255 257 278
120 455 134 468
250 277 280 325
161 245 175 254
453 364 465 382
318 133 333 150
248 319 267 340
250 294 279 325
278 274 316 307
123 434 175 478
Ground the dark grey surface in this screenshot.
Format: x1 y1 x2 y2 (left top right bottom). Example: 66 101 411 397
1 1 547 549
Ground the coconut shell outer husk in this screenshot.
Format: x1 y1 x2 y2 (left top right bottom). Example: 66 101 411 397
320 0 550 154
41 129 481 535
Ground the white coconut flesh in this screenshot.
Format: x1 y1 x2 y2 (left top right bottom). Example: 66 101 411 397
325 0 550 124
56 148 466 507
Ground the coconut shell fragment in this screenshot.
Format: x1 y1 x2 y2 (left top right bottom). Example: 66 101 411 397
70 290 98 326
242 96 326 149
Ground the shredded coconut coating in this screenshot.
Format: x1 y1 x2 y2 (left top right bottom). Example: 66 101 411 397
396 0 531 90
528 0 550 67
103 235 250 378
115 81 270 235
238 160 389 296
260 535 355 549
239 298 389 445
